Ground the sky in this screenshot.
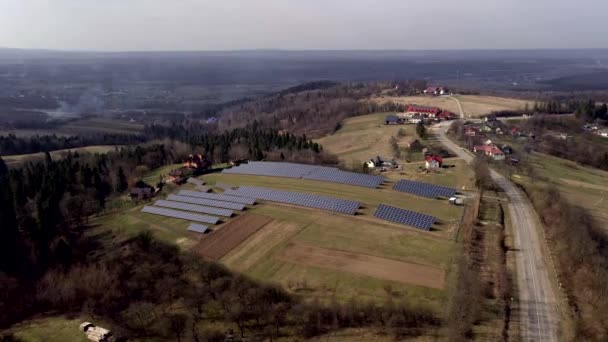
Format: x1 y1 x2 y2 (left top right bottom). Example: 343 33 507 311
1 0 607 51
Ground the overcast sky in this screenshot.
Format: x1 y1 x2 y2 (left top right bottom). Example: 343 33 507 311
1 0 607 51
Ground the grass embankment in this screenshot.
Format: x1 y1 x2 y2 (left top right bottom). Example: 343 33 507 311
3 145 122 166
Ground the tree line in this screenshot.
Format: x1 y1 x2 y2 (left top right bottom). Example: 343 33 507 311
0 133 146 156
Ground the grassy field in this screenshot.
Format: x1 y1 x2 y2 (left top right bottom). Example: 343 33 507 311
3 145 122 166
1 117 145 137
315 113 421 166
514 152 608 228
371 95 533 117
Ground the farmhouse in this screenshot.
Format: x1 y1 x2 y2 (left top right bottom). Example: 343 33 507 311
423 86 449 96
400 137 423 150
436 111 456 121
465 127 477 137
184 154 212 170
406 105 442 118
385 115 402 125
425 155 443 169
473 145 505 160
130 180 156 200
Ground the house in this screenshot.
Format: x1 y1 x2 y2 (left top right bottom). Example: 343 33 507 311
473 145 506 161
365 160 376 169
184 154 212 170
385 115 401 125
165 168 188 185
407 115 424 124
425 155 443 169
595 130 608 138
130 181 155 200
423 86 449 96
436 111 456 121
401 137 423 150
484 114 498 122
80 322 113 342
479 124 494 133
510 127 520 136
465 127 477 137
406 105 442 118
496 127 504 135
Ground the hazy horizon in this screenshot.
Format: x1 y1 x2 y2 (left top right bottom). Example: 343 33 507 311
2 0 608 51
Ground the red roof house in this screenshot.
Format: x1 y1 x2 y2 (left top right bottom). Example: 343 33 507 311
473 145 505 160
407 105 442 117
425 155 444 169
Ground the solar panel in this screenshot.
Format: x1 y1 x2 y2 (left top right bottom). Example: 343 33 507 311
392 179 457 199
187 223 209 234
187 178 205 186
154 200 234 217
373 204 435 230
178 190 256 205
167 195 246 210
222 161 385 188
141 206 220 224
224 186 360 215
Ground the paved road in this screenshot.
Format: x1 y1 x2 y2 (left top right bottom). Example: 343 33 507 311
436 99 560 341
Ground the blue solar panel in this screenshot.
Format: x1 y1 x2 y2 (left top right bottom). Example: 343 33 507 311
373 204 435 230
222 162 385 188
178 190 256 205
154 200 234 217
392 179 457 199
187 223 209 234
224 186 360 215
141 206 220 224
167 195 246 211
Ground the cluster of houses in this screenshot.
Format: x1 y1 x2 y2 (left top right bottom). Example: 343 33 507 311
385 105 456 125
423 86 450 96
583 123 608 138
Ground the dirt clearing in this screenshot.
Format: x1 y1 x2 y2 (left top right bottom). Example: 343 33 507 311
192 214 273 260
222 220 302 272
277 243 446 289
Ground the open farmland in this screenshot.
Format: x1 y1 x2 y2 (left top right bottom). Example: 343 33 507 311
371 94 534 117
193 213 272 259
315 112 419 166
3 145 121 166
514 152 608 228
0 117 145 137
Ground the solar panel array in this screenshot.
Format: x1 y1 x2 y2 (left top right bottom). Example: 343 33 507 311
224 186 360 215
154 200 234 217
223 161 385 188
178 190 256 205
141 206 220 224
373 204 435 231
392 179 457 199
187 178 205 186
187 223 209 234
168 195 246 211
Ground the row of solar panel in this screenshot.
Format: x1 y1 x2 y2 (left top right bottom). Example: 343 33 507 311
223 161 385 188
392 179 457 199
188 223 209 234
168 195 246 210
178 190 256 205
373 204 435 231
141 206 220 224
224 186 359 215
154 200 234 217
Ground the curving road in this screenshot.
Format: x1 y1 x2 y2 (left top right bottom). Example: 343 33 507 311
437 97 560 341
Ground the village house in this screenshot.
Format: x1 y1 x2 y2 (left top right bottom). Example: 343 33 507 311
165 168 188 185
184 154 212 170
473 145 505 161
465 127 477 137
129 180 156 200
385 115 402 125
436 111 456 121
425 155 443 169
423 86 449 96
407 114 424 124
400 137 423 150
406 105 442 118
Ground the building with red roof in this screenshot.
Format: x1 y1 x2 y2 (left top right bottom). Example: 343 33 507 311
473 145 505 160
406 105 442 117
425 155 444 169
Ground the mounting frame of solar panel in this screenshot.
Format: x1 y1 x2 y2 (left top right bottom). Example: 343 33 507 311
187 223 209 234
141 206 220 224
168 195 246 210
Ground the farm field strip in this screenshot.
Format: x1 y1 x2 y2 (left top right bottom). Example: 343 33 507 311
276 242 446 290
192 213 273 260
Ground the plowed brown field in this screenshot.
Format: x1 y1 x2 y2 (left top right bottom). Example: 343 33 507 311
192 214 273 260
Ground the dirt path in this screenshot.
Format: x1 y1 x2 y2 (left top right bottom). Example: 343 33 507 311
276 243 445 289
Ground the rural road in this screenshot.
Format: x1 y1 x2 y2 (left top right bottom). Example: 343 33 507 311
438 97 560 341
